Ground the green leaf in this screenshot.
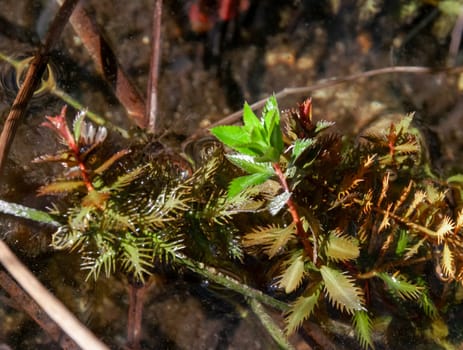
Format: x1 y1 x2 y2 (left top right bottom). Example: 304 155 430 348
0 199 60 226
325 232 360 262
210 125 255 155
419 288 438 318
447 174 463 184
228 172 272 198
314 120 335 134
226 154 274 175
352 310 374 349
377 272 422 300
291 138 315 163
395 229 409 256
320 265 365 315
278 250 306 293
285 285 322 335
73 110 86 141
263 96 284 159
242 102 262 131
119 234 153 282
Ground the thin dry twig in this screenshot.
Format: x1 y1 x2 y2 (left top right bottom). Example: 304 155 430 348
207 64 463 129
55 0 146 128
0 0 79 174
0 270 80 350
0 240 109 350
146 0 163 134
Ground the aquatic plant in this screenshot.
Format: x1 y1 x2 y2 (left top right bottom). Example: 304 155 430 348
3 95 463 348
211 95 463 348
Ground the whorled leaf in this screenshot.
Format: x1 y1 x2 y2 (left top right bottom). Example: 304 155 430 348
81 241 116 281
149 231 185 263
242 223 296 258
285 285 322 335
119 234 153 282
143 185 191 227
352 310 374 349
278 250 306 293
325 231 360 262
320 265 365 315
377 272 422 300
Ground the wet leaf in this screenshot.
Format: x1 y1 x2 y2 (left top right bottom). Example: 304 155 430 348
0 199 60 226
320 265 365 315
267 191 291 216
377 272 422 300
285 285 321 335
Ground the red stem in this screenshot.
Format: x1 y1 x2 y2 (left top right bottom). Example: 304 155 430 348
272 163 314 259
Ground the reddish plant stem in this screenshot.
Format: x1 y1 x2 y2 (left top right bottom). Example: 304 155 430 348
272 163 313 259
126 281 148 350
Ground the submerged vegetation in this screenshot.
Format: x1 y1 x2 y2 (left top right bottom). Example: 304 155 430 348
4 94 463 348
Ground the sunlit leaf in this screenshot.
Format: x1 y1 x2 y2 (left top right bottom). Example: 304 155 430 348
242 102 262 131
435 216 455 244
352 310 374 349
291 138 315 163
243 223 296 258
278 250 306 293
228 172 272 198
210 125 255 155
325 231 360 262
267 191 291 216
263 95 284 159
226 154 274 175
377 272 422 300
320 265 365 315
285 285 321 335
